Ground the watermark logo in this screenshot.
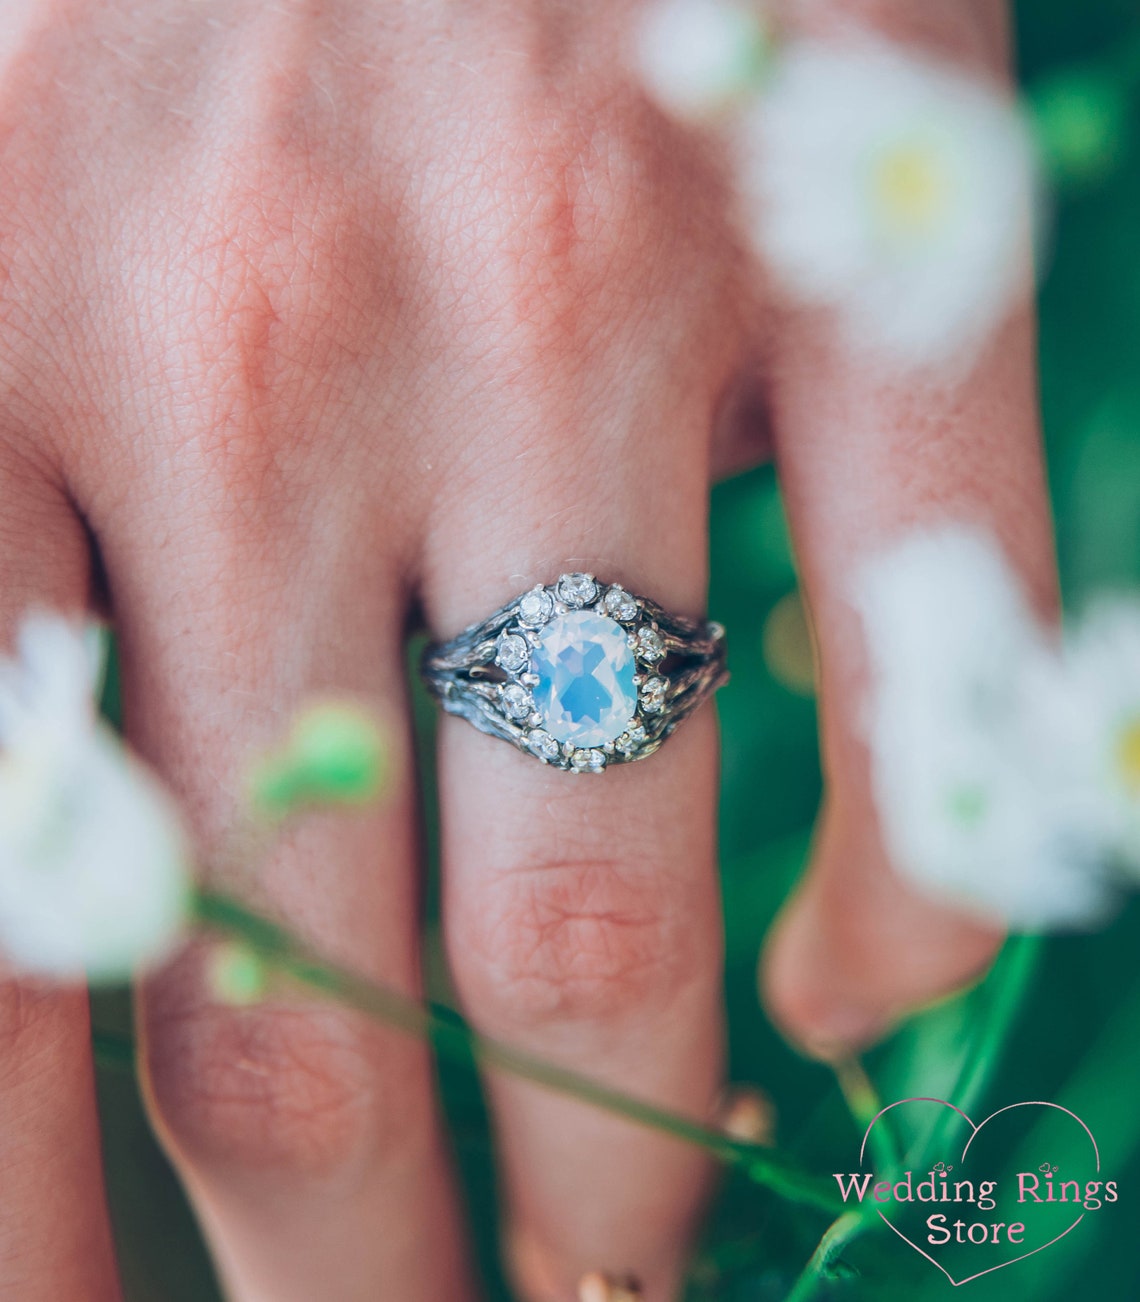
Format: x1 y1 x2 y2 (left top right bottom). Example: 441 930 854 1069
832 1099 1116 1285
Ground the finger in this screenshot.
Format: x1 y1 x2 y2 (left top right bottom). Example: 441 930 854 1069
0 449 121 1300
423 231 741 1300
710 373 772 482
431 508 724 1302
91 485 473 1300
761 298 1053 1056
759 5 1053 1056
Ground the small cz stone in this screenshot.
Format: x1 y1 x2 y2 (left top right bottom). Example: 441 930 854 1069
641 677 667 712
556 573 598 607
495 632 529 672
500 682 533 720
617 723 647 754
571 748 607 773
602 585 639 622
636 627 666 661
517 587 554 628
528 729 562 763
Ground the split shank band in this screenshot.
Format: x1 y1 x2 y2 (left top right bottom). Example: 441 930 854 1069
420 573 728 773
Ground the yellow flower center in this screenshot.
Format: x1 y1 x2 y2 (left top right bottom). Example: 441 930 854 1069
873 141 949 237
1115 718 1140 794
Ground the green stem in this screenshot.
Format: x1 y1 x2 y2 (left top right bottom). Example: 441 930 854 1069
783 1058 897 1301
945 933 1040 1111
834 1056 900 1175
908 932 1042 1169
194 889 842 1216
783 1210 865 1302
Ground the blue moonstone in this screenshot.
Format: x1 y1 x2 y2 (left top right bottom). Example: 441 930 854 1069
531 611 638 747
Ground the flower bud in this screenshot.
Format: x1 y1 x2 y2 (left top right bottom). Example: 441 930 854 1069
250 700 388 816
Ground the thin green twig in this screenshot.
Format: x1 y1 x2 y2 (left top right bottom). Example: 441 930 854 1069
194 889 843 1216
779 1061 896 1302
782 1210 865 1302
906 932 1042 1169
834 1056 900 1175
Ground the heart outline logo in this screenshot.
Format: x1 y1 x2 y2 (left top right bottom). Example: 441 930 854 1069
859 1098 1100 1286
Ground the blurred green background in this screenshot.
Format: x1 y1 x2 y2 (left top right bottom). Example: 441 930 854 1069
92 2 1140 1297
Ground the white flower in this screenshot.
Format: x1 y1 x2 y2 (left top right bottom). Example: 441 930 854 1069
633 0 768 123
1062 598 1140 873
853 527 1113 929
735 36 1038 370
0 614 191 980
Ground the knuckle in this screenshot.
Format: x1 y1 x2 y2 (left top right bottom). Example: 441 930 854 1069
451 858 704 1026
495 117 640 329
147 168 396 514
432 86 660 357
144 987 411 1179
163 191 329 493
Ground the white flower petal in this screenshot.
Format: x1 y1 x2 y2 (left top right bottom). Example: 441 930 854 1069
854 526 1116 930
0 614 192 980
1062 597 1140 872
634 0 765 123
0 611 99 744
735 36 1038 371
0 726 191 980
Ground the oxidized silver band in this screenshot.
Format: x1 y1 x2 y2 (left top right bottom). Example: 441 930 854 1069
420 573 727 772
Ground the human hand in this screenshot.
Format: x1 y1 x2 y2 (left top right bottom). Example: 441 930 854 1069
0 2 1055 1299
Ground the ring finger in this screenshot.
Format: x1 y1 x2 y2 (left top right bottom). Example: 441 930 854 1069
422 306 741 1301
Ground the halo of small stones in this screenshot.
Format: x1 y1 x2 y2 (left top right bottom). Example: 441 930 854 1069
494 574 671 774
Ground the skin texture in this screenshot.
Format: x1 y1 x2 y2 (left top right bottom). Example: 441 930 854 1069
0 2 1053 1300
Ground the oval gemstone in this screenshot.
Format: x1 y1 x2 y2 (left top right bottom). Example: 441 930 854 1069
530 611 638 747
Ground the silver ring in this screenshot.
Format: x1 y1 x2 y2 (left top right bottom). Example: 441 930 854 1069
421 573 728 773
